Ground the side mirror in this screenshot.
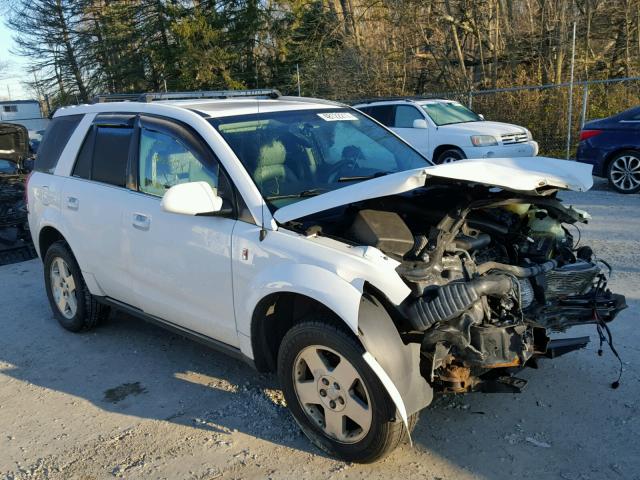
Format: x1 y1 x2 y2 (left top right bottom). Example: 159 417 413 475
478 114 485 120
161 181 223 216
413 119 428 129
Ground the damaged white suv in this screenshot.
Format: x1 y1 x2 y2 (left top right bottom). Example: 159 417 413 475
28 90 625 463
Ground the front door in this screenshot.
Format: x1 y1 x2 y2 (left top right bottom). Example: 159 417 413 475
390 105 430 155
124 115 239 347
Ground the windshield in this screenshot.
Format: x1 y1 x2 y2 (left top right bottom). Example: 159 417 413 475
210 108 429 208
420 102 481 126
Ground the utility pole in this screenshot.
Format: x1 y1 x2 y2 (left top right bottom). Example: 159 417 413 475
565 22 577 160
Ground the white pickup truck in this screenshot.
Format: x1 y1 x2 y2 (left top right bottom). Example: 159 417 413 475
354 98 538 164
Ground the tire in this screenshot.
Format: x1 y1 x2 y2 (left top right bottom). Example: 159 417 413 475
606 150 640 194
435 147 466 164
278 319 417 463
43 240 110 332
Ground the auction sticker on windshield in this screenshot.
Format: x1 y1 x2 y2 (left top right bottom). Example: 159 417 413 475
317 112 358 121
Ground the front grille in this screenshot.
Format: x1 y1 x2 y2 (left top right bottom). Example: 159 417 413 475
501 132 528 144
544 261 600 298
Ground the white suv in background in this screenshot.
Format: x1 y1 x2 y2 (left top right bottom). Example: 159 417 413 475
354 98 539 164
27 90 623 463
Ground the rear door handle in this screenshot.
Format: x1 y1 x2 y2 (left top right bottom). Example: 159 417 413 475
66 196 79 210
132 213 151 231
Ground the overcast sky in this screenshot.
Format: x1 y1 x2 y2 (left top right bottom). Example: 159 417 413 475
0 18 29 100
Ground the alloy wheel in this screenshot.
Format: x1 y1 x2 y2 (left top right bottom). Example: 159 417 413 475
293 345 372 444
610 155 640 192
49 257 78 319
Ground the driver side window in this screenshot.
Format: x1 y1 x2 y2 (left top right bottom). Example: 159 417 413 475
139 127 220 197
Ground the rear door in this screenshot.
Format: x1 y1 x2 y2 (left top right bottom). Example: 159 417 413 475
62 114 138 305
123 115 239 346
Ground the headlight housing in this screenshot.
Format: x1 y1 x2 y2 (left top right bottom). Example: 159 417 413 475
471 135 498 147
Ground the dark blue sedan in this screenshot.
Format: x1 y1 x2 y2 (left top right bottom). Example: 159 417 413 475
576 106 640 193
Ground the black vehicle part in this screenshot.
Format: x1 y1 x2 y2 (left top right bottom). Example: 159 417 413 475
544 336 590 358
348 209 414 257
474 373 528 393
535 291 626 331
404 274 512 331
476 259 556 277
453 233 491 251
469 323 530 368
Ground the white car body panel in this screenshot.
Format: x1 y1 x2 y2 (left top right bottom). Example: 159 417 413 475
274 157 593 224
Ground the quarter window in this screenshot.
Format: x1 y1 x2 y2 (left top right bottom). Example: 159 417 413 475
35 114 83 174
138 127 221 197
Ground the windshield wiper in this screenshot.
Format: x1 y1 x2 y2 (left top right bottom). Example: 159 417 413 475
337 171 391 182
265 188 326 200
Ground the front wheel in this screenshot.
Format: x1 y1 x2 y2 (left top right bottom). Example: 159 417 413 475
278 320 415 463
435 147 466 164
607 150 640 194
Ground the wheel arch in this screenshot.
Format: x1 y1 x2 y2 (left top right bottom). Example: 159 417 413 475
250 291 353 373
603 147 640 173
38 225 68 260
432 144 465 163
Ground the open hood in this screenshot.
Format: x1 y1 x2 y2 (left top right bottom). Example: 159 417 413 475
0 122 30 164
273 157 593 224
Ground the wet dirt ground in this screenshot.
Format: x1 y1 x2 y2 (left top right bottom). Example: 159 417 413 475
1 184 639 479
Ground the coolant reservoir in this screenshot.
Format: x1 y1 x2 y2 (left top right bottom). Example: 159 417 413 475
504 203 530 217
527 208 565 240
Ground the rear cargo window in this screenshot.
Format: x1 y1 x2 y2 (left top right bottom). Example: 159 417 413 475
91 126 133 187
34 114 83 174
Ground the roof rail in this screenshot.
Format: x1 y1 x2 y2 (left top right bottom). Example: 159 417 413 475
347 95 445 105
92 89 281 104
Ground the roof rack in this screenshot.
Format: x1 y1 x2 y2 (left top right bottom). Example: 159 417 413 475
92 89 281 104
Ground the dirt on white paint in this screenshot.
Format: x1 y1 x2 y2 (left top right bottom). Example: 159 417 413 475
1 183 639 480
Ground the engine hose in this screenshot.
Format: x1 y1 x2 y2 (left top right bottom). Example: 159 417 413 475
404 275 513 332
476 259 557 277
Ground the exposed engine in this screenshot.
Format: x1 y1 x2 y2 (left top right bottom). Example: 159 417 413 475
290 183 627 394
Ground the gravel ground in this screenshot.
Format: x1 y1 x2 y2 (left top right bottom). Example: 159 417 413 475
1 183 638 480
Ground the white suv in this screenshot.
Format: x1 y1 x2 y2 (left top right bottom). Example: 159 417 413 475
28 90 624 463
354 98 539 164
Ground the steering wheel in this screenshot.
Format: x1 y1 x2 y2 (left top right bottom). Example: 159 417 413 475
326 146 366 182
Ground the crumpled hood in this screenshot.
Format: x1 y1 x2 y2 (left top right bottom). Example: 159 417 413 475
273 157 593 224
0 122 29 164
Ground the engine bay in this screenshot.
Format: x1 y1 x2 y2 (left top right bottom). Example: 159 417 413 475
286 181 627 394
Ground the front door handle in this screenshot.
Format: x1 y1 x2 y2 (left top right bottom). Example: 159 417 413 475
132 213 151 231
66 196 79 210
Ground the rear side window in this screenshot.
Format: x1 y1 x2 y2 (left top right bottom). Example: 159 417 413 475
92 127 132 187
73 124 133 187
393 105 423 128
34 114 83 174
362 105 395 127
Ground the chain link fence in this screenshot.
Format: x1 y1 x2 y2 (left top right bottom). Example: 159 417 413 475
437 77 640 159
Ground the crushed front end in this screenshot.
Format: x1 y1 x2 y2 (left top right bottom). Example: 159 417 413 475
293 180 627 396
391 186 627 394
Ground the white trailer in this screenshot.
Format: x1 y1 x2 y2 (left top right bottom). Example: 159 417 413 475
0 100 49 132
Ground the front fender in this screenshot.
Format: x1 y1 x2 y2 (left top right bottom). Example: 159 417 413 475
358 295 433 429
240 263 364 337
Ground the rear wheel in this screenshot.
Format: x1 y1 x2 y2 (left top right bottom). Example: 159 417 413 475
44 241 110 332
278 320 416 463
435 147 465 164
607 150 640 194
